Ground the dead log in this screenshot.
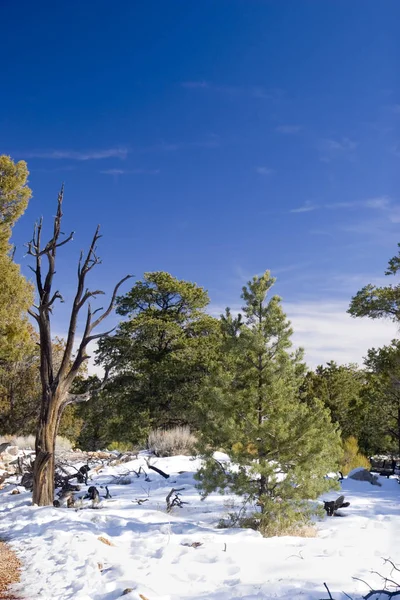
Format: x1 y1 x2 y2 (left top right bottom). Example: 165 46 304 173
147 464 170 479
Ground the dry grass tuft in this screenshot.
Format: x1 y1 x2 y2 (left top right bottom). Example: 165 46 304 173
0 435 73 455
283 524 317 538
147 426 196 457
0 541 21 600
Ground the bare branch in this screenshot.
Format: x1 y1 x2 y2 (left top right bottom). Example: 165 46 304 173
78 289 105 310
89 275 133 331
62 366 110 408
323 583 334 600
28 309 40 322
57 226 103 379
383 558 400 574
85 327 116 344
363 590 400 599
46 291 64 310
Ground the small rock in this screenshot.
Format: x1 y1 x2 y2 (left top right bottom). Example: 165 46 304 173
6 446 19 456
10 488 20 495
0 442 11 454
121 589 133 596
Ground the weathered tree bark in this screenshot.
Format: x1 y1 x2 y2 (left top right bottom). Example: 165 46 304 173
27 186 131 506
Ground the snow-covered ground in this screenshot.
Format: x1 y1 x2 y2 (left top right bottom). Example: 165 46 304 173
0 453 399 600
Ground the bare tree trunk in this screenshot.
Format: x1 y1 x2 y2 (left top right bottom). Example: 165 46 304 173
32 393 58 505
27 186 131 506
32 428 56 505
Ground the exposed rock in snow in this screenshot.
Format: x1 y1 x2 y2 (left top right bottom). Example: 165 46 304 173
348 467 382 486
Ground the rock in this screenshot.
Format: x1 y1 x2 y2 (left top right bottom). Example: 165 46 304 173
348 467 382 486
0 442 11 454
5 446 19 456
121 589 133 596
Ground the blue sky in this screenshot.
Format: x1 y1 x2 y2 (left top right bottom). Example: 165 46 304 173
2 1 400 367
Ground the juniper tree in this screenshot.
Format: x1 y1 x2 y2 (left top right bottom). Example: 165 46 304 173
96 271 220 440
196 271 341 536
361 341 400 456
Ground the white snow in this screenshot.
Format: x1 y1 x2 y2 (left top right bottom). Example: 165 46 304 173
1 453 399 600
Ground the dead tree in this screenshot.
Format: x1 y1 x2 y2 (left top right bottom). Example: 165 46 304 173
27 186 131 506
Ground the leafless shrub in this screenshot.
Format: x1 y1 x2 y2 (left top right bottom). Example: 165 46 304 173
147 426 196 457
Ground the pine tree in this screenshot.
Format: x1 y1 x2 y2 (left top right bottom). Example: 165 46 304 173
96 271 221 441
196 271 341 536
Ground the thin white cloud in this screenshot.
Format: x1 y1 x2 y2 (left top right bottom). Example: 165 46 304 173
291 196 394 215
275 125 302 134
339 196 400 241
255 166 274 176
290 201 318 213
31 166 76 173
364 196 391 210
324 202 356 209
208 300 397 368
180 81 281 100
391 143 400 158
100 168 160 175
309 229 335 239
142 135 221 152
25 147 129 160
318 137 357 162
286 300 397 368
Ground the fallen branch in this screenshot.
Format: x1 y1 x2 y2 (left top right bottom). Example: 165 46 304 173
147 463 170 479
363 590 400 599
166 487 187 512
323 582 334 599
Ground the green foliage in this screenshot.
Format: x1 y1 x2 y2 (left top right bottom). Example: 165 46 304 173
196 271 342 536
0 329 40 434
0 155 33 360
340 436 371 475
358 341 400 455
96 272 221 442
58 405 83 444
0 156 35 435
348 243 400 322
107 440 136 452
301 362 365 440
0 155 31 252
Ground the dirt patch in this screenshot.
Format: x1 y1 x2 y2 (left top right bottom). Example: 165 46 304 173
0 542 21 600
